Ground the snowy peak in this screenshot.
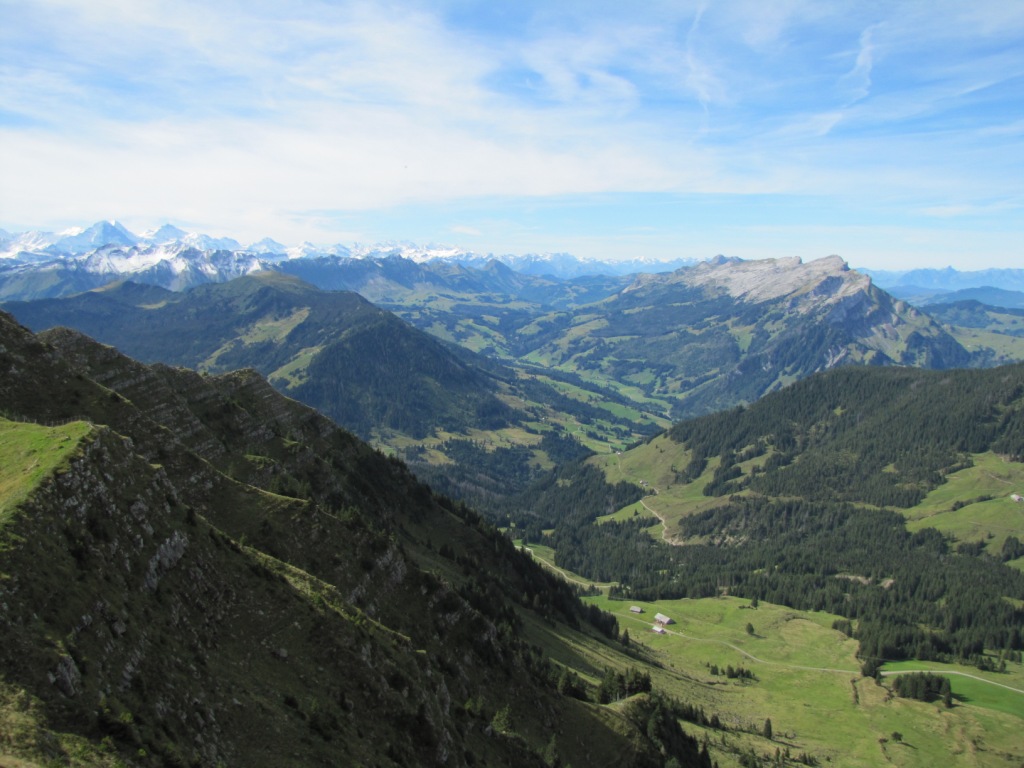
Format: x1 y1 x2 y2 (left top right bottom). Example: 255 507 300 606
0 219 694 277
142 224 189 244
53 220 138 254
180 232 243 252
246 237 288 256
0 219 698 299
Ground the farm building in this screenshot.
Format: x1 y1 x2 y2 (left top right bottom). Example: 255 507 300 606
652 626 666 634
629 606 644 614
654 612 674 626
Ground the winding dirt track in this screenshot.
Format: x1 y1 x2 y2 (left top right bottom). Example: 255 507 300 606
639 496 673 543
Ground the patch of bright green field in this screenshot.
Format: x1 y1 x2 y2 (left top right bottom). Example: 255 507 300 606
948 326 1024 361
589 433 729 539
584 593 1024 767
0 419 92 524
268 346 322 388
523 371 669 434
881 660 1024 719
202 308 311 370
596 500 658 524
515 541 616 590
728 323 755 353
904 452 1024 556
571 368 675 416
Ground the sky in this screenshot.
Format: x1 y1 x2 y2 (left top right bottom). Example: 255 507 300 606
1 0 1023 270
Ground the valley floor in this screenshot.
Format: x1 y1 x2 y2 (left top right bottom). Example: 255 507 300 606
582 593 1024 768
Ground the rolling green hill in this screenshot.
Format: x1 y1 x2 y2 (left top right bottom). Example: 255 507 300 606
925 300 1024 366
4 272 516 441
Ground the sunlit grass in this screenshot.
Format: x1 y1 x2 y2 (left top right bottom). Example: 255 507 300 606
0 418 92 524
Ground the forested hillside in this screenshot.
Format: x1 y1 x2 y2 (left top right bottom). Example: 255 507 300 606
4 273 520 440
538 365 1024 672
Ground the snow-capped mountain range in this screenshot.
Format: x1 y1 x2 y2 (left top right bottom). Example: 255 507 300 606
0 220 692 280
0 220 278 261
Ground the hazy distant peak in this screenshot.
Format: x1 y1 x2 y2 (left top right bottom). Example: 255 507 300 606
245 237 289 256
141 223 189 244
53 220 138 254
180 232 243 252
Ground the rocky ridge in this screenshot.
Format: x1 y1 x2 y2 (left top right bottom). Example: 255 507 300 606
0 310 696 767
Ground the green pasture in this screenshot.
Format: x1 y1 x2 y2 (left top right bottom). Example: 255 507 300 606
0 418 92 525
881 659 1024 719
948 326 1024 360
268 345 322 388
904 452 1024 556
512 535 1024 765
590 434 731 538
584 593 1024 767
202 308 311 370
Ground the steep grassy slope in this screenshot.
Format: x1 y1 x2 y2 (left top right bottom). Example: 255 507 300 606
0 311 707 768
0 419 92 522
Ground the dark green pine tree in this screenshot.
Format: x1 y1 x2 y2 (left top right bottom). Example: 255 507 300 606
941 676 953 708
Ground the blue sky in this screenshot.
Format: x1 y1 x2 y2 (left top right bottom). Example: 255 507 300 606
1 0 1022 269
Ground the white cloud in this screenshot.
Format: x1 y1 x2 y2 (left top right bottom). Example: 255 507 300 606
839 24 879 104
